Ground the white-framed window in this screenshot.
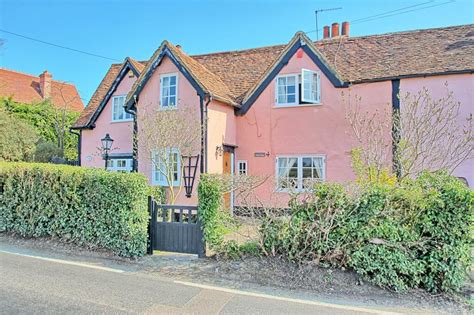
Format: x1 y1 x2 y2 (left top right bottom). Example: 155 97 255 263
301 69 320 103
275 69 321 106
107 158 132 172
112 95 133 121
237 160 248 175
276 74 298 106
276 156 325 191
152 148 181 186
160 73 178 108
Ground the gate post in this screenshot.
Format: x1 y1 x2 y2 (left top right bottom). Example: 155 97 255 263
147 196 156 255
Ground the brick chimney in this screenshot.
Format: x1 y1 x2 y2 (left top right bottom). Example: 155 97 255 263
39 70 52 99
341 21 350 37
323 26 330 39
331 23 340 38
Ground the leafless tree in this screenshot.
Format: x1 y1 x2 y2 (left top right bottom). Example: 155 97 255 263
395 84 473 178
344 84 473 181
139 105 202 204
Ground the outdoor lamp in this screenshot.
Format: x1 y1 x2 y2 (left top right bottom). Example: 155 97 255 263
101 133 114 170
181 154 200 198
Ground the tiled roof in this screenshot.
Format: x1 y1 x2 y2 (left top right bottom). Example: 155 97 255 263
0 68 84 111
74 24 474 128
72 58 147 128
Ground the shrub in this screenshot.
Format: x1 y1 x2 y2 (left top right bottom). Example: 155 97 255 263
0 107 38 162
0 162 149 257
414 171 473 293
197 174 224 248
34 140 63 162
259 171 473 293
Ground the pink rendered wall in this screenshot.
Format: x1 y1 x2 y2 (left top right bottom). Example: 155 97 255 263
399 74 474 187
137 56 203 205
207 100 237 174
81 72 135 167
235 49 392 205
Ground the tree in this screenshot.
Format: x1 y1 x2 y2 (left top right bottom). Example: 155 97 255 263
139 105 202 204
345 84 473 181
0 97 79 160
395 85 473 179
0 107 38 161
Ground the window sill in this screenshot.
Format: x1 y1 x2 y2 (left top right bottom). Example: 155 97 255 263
111 119 133 124
158 106 178 111
273 103 322 109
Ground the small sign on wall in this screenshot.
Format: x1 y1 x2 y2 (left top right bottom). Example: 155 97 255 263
254 152 269 157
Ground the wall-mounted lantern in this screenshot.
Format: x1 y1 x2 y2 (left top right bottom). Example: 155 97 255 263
182 154 200 198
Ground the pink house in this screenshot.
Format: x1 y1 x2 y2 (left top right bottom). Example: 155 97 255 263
72 23 474 205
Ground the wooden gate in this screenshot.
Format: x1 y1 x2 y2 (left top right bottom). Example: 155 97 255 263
148 197 205 257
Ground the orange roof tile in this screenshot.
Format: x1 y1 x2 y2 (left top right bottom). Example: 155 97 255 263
0 68 84 111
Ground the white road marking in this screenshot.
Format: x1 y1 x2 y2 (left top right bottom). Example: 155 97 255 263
0 250 125 273
174 280 401 314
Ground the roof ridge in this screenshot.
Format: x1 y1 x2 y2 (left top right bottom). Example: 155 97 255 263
0 67 76 86
317 23 474 44
191 23 474 57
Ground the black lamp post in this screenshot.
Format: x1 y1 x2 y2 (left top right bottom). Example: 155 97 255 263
101 133 114 170
181 154 200 198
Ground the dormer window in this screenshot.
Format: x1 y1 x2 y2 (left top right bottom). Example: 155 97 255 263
112 95 133 121
275 69 320 106
160 73 178 108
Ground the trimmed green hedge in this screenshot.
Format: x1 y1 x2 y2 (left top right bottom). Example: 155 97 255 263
0 162 149 257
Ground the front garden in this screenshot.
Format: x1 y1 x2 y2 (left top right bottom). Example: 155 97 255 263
197 171 473 294
1 161 472 297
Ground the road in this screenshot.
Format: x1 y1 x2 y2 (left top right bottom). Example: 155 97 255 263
0 250 391 315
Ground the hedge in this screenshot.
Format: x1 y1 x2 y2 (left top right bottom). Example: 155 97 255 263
261 171 473 293
0 162 149 257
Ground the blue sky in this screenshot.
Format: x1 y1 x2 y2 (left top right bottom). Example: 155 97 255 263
1 0 473 106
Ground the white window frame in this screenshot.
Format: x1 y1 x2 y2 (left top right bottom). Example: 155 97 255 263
151 148 181 187
106 158 133 172
275 155 326 192
160 73 178 109
111 95 133 122
275 74 299 106
301 69 321 104
237 160 248 175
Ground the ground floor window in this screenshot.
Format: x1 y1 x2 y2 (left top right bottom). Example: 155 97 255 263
276 155 325 191
152 148 181 186
237 160 248 175
106 158 132 172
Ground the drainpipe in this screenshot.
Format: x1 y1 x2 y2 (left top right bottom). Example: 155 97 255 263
199 93 211 173
125 95 138 172
69 128 81 166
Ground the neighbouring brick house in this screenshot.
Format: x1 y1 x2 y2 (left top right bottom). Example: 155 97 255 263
72 23 474 206
0 68 84 111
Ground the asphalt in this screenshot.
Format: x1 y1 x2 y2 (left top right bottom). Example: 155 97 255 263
0 250 391 315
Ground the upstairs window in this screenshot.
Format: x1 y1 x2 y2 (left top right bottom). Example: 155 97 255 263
276 75 298 106
275 69 320 106
112 95 133 121
160 74 178 108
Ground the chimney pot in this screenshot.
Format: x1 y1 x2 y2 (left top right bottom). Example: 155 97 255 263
323 26 330 39
39 70 52 99
342 21 350 37
176 45 182 50
331 23 340 38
